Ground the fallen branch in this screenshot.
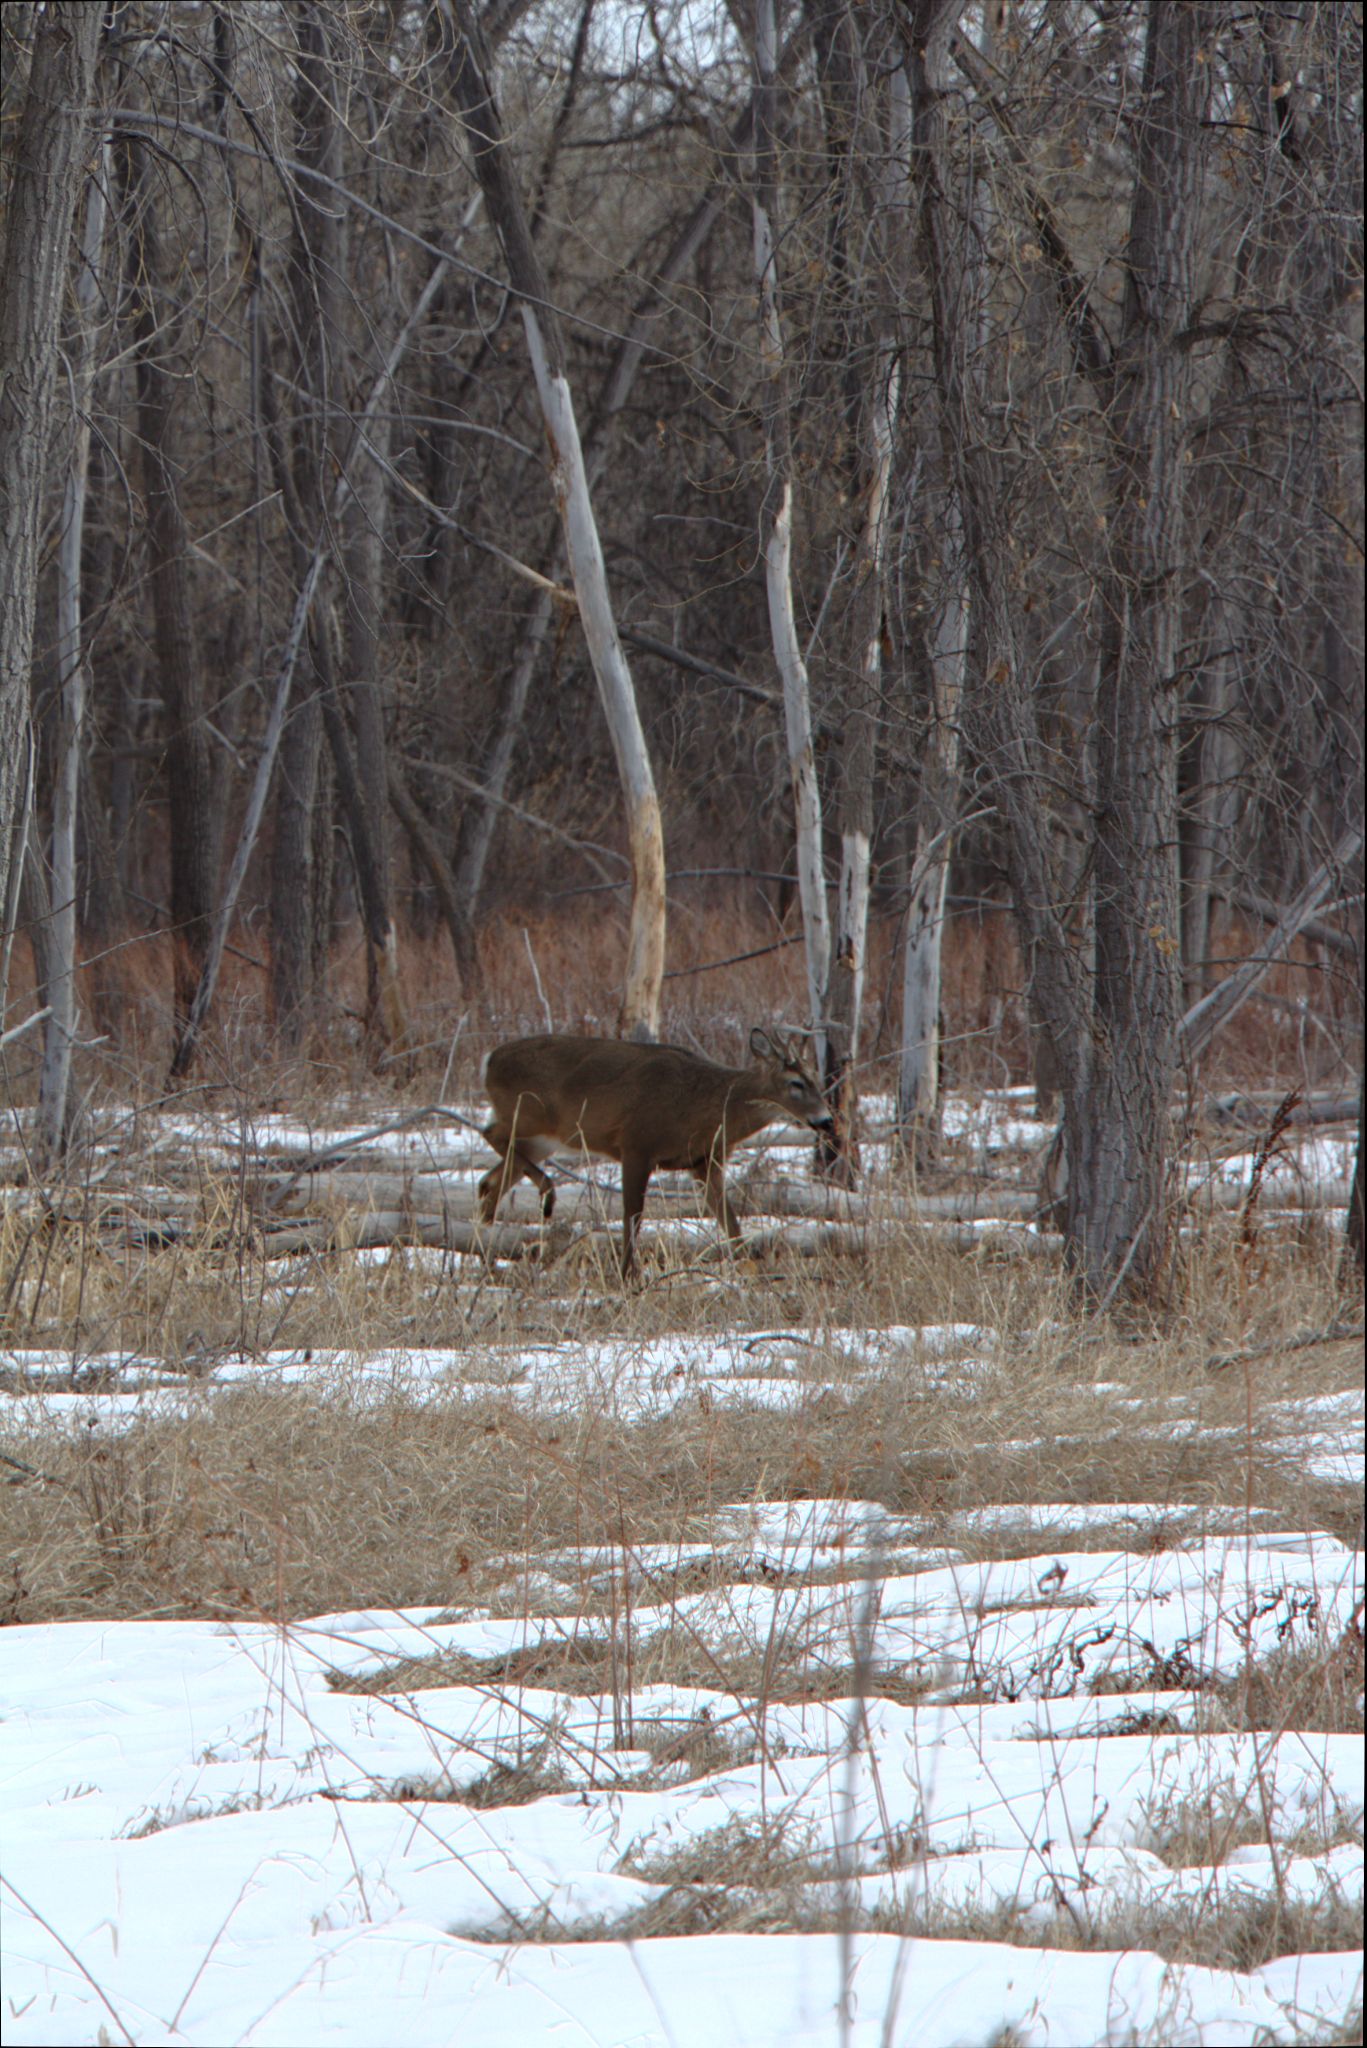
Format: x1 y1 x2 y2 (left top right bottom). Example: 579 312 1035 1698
1180 827 1364 1064
1203 1091 1359 1130
1204 1322 1365 1373
260 1107 484 1208
259 1213 551 1259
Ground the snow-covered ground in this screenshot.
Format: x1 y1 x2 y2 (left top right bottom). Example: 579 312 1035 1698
3 1413 1362 2045
2 1092 1362 2045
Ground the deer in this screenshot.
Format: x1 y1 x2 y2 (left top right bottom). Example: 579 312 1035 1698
477 1028 834 1276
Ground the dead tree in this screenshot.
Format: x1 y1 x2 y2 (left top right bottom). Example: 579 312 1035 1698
443 0 667 1039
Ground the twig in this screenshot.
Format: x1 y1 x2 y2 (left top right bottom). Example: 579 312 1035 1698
523 928 553 1031
0 1445 75 1490
0 1005 52 1051
0 1874 136 2045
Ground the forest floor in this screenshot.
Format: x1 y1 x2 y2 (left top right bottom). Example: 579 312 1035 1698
0 1067 1362 2047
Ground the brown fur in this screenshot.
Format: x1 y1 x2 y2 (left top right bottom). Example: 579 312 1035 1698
478 1028 833 1274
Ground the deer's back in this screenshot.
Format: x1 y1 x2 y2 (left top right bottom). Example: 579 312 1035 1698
484 1035 771 1163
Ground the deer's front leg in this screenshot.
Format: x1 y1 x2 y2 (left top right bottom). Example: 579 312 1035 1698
693 1152 742 1242
619 1155 653 1277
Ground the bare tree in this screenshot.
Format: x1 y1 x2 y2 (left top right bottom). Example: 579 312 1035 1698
34 145 111 1161
444 48 793 981
751 0 830 1057
15 0 1350 1158
443 0 667 1039
903 0 1219 1298
263 3 348 1049
124 138 224 1038
804 0 901 1179
0 4 101 1017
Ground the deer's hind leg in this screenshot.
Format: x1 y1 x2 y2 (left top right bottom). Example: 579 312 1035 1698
478 1127 557 1221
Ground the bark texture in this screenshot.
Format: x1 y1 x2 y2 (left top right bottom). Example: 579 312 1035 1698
0 5 101 997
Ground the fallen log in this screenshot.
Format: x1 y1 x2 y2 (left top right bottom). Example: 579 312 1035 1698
259 1213 554 1258
1201 1091 1359 1130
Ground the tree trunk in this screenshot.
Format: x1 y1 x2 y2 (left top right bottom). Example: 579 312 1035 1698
1053 4 1215 1296
911 0 1215 1300
270 655 325 1044
126 141 221 1033
340 404 406 1054
443 25 805 958
1344 1080 1365 1286
263 4 346 1051
752 0 830 1052
0 4 101 1012
1178 622 1239 1006
446 0 666 1039
35 152 109 1162
804 0 899 1181
898 504 968 1156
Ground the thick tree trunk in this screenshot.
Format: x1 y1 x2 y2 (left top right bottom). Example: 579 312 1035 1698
0 5 101 1014
1071 4 1217 1295
1344 1081 1365 1286
446 0 666 1038
911 0 1215 1299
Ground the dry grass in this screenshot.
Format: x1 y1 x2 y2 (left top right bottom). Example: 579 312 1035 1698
446 1801 1362 1975
860 1890 1365 1978
2 930 1361 2023
3 889 1351 1112
1 1200 1360 1632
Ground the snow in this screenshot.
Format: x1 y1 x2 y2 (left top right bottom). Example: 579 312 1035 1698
2 1086 1362 2045
3 1487 1361 2045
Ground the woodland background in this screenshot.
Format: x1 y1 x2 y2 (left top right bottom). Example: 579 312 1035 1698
0 0 1362 1299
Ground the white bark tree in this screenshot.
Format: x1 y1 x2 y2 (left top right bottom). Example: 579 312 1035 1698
751 0 830 1055
444 0 666 1039
897 497 968 1153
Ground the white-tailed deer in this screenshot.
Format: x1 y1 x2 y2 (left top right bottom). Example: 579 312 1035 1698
478 1029 833 1275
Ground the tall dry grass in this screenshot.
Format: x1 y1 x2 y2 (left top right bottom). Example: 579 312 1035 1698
3 890 1355 1112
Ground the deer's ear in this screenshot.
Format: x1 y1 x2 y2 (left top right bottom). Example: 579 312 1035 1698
750 1027 777 1060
